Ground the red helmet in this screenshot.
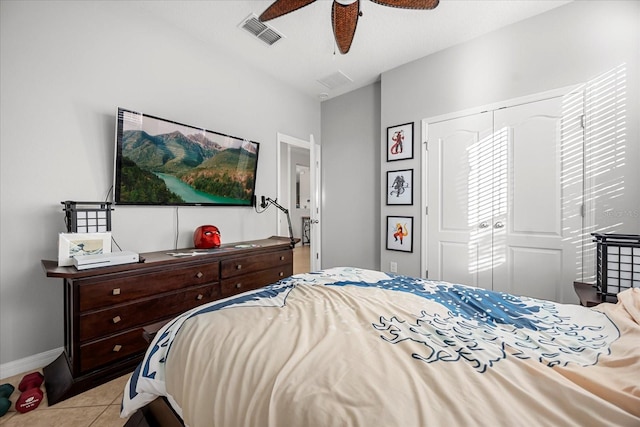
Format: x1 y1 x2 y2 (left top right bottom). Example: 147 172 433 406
193 225 221 249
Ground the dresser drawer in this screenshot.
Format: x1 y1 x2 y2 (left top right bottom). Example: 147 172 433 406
221 265 292 298
79 283 220 342
78 262 220 311
79 328 148 373
221 251 292 278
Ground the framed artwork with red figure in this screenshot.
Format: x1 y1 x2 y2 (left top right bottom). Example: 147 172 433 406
386 122 413 162
386 216 413 253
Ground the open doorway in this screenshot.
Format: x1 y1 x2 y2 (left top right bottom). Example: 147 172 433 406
277 133 321 273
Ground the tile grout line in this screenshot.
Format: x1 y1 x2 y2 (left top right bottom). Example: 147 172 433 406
87 405 111 427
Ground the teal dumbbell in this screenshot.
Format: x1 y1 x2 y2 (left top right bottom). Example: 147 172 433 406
0 383 15 417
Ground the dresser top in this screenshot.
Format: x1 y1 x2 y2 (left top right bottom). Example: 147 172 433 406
42 236 295 279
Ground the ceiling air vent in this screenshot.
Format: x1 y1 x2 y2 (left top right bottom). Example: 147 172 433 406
317 71 353 90
240 14 283 46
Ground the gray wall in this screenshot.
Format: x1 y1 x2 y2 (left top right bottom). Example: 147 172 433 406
0 1 319 370
380 0 640 277
321 83 381 270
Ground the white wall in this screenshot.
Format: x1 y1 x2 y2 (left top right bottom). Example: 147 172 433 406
0 1 320 370
321 83 381 270
380 0 640 277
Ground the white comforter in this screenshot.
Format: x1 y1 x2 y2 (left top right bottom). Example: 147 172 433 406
122 267 640 427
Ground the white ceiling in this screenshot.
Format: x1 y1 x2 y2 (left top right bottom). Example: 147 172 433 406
128 0 573 100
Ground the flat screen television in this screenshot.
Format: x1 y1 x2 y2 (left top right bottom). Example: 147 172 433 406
113 108 259 206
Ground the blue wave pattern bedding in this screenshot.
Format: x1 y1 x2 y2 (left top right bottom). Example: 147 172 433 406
355 276 616 373
121 267 640 427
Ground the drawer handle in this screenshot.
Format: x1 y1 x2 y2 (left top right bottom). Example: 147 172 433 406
236 264 242 270
113 345 122 352
235 283 242 289
196 294 203 300
196 272 204 278
280 256 285 261
112 288 121 296
112 316 121 324
279 271 284 277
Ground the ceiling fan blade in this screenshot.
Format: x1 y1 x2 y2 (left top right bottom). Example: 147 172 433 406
370 0 439 9
332 0 360 54
259 0 317 22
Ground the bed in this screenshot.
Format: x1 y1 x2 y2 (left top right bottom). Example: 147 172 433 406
121 267 640 426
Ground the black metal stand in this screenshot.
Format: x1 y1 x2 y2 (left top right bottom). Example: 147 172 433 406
263 197 296 249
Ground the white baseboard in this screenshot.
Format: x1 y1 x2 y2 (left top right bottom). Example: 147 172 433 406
0 347 64 380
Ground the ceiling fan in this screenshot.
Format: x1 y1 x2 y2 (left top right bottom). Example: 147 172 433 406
259 0 440 54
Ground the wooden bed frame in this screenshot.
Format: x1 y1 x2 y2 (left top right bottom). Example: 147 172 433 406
124 320 185 427
124 397 183 427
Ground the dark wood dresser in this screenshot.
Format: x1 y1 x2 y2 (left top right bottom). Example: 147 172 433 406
41 236 294 405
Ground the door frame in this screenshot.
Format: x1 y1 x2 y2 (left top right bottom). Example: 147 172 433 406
421 84 584 281
276 132 322 271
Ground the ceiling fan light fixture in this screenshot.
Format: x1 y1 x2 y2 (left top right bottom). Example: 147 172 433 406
258 0 439 54
259 0 318 22
370 0 439 9
332 0 360 54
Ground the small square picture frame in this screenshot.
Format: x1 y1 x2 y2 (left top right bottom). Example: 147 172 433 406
58 232 112 266
386 216 413 253
386 169 413 205
386 122 414 162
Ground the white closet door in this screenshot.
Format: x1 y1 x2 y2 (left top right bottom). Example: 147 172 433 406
426 93 584 303
427 112 494 289
492 97 582 302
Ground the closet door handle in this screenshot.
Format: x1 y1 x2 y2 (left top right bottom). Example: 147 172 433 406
479 222 489 229
494 221 504 229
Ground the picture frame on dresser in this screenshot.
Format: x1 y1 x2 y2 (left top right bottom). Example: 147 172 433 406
58 232 111 266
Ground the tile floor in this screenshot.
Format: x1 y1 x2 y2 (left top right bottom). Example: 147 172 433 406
0 368 130 426
1 246 311 426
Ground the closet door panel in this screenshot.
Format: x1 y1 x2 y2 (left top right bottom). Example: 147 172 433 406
502 247 562 301
439 241 480 287
509 118 561 235
440 135 472 231
427 112 493 289
493 96 574 302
